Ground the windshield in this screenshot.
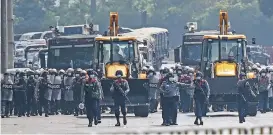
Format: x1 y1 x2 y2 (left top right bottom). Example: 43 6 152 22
48 45 93 69
15 50 24 57
100 41 135 63
64 27 83 35
73 47 94 68
26 50 39 62
30 33 42 39
208 39 244 62
182 44 201 61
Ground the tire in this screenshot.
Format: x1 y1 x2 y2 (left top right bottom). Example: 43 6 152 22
134 105 149 117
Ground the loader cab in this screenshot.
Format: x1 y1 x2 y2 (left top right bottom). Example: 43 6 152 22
200 35 247 78
95 36 139 79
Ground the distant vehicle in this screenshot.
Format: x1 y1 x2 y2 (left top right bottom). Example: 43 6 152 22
174 22 233 66
57 24 99 36
39 34 100 69
247 45 270 66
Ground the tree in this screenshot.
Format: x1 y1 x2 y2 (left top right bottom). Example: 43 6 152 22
259 0 273 17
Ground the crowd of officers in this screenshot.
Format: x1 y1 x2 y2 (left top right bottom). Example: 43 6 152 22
1 63 273 127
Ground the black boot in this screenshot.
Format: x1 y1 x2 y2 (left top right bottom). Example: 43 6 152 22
88 119 92 127
45 114 49 117
123 116 127 125
199 117 203 125
194 117 199 125
115 116 121 126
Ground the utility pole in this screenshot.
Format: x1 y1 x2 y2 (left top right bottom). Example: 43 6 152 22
7 0 14 68
1 0 8 73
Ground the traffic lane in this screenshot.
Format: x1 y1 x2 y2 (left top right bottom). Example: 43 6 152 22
1 112 273 134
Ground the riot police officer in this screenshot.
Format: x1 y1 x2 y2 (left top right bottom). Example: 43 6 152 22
193 72 210 125
237 73 249 123
58 69 65 114
50 69 62 115
36 70 51 117
178 67 194 113
14 72 27 117
258 69 270 113
160 72 180 126
1 72 14 118
73 68 84 116
26 70 36 117
147 67 159 113
81 69 102 127
63 68 74 115
110 70 130 126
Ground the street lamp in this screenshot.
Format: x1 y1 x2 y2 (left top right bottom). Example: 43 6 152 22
55 16 60 26
84 14 90 25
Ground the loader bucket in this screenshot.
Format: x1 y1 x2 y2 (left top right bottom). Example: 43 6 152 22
100 78 149 106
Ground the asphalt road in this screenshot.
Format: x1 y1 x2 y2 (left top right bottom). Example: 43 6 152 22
1 111 273 134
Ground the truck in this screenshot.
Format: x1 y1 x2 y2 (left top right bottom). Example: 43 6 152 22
38 24 101 69
174 22 233 67
119 27 169 70
199 10 258 116
94 12 150 117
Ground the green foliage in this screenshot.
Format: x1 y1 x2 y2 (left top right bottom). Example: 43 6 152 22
14 0 273 45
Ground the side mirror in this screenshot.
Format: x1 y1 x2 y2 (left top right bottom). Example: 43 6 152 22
252 38 256 44
174 47 180 63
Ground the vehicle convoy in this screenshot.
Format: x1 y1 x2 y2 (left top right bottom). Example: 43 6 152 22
174 22 233 67
247 44 271 66
119 27 169 70
94 12 149 117
199 10 258 116
39 23 101 69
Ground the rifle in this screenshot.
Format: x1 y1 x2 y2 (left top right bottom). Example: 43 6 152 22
193 80 209 103
112 81 132 104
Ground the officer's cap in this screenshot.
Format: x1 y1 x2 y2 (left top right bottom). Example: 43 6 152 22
142 67 148 71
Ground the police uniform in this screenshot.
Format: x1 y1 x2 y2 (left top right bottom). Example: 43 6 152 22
1 73 14 118
36 70 51 117
147 68 159 113
49 69 62 115
237 73 249 123
258 69 270 113
63 68 74 115
73 69 84 116
81 69 102 127
14 72 27 117
110 70 130 126
160 73 180 126
193 72 210 125
178 71 193 113
26 71 37 116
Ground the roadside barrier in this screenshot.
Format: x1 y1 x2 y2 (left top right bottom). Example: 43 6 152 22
98 126 273 135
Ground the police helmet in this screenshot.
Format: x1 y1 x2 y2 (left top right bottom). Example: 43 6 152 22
41 70 49 77
147 67 156 75
66 68 74 73
86 69 94 75
260 69 267 74
196 71 203 78
80 70 87 76
162 67 169 74
75 68 82 74
59 69 65 74
188 68 195 73
115 70 123 77
142 66 148 71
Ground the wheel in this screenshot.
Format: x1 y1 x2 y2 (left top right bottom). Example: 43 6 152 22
134 105 149 117
247 104 257 116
